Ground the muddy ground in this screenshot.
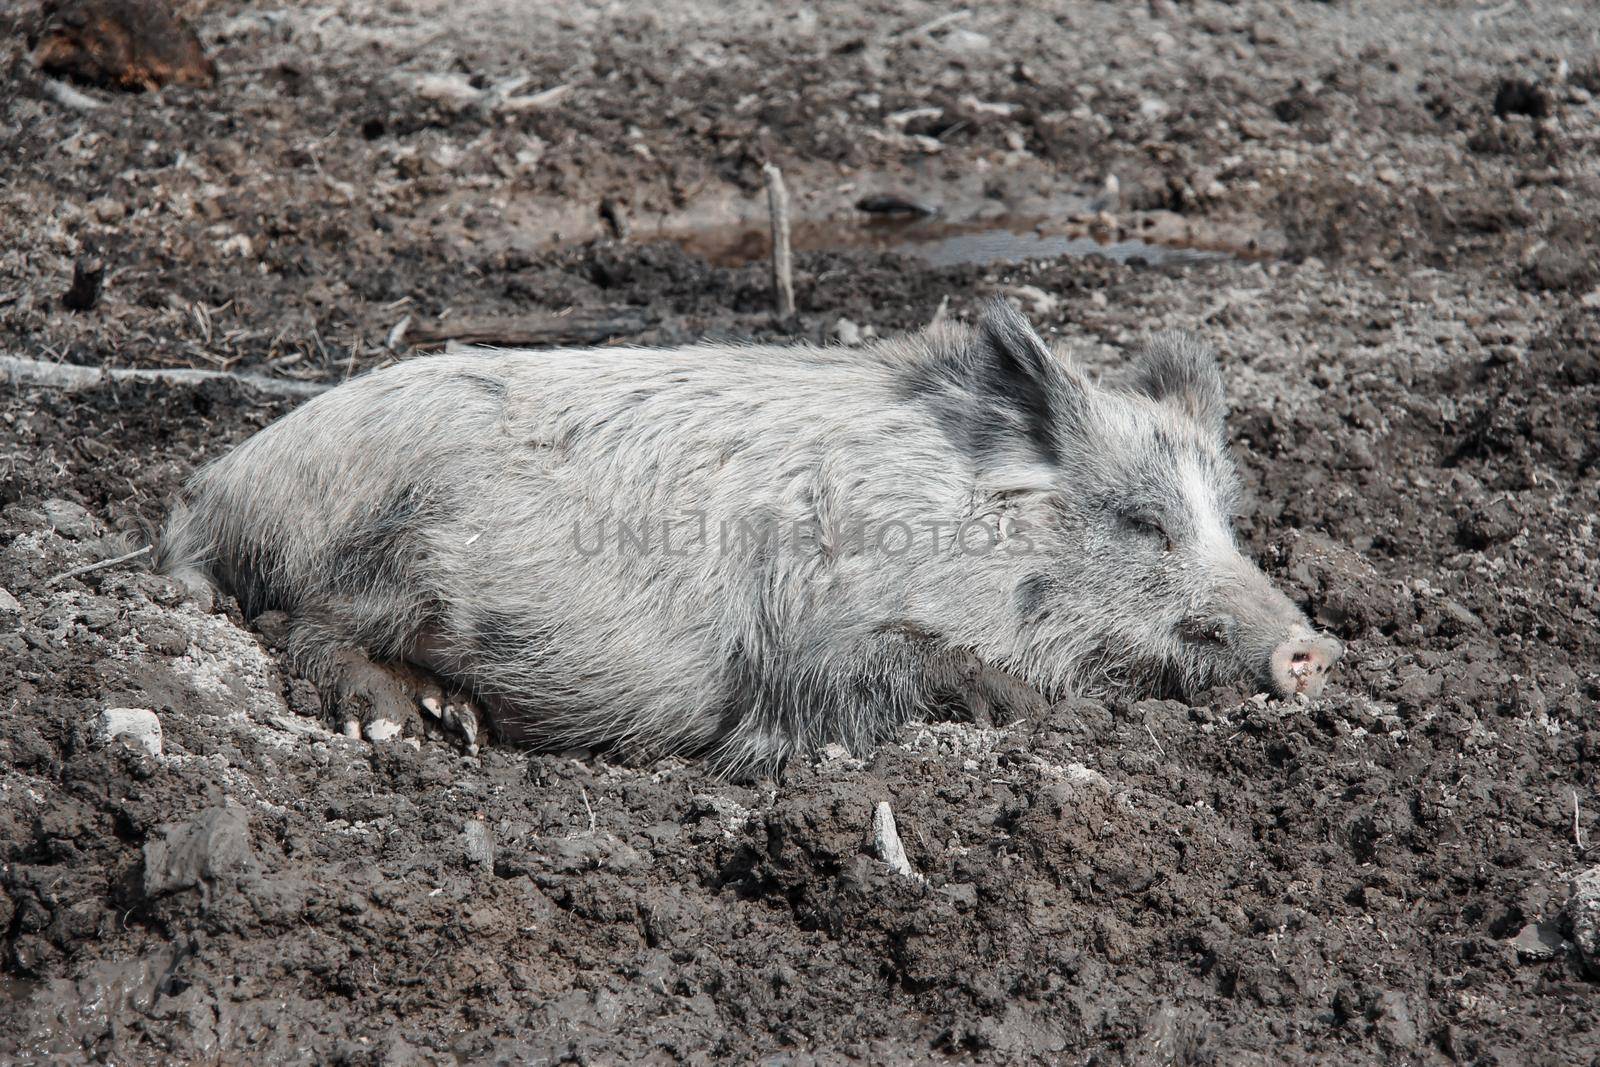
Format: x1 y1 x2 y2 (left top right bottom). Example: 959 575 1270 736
2 0 1599 1062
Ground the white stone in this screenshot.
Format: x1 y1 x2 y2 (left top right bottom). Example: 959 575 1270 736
939 28 991 54
99 707 162 756
1140 98 1171 120
364 718 403 743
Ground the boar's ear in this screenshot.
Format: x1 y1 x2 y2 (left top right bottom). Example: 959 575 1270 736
967 299 1091 464
1128 331 1227 439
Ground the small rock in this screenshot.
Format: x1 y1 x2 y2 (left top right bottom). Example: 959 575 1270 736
870 801 918 880
98 707 162 756
938 882 977 908
216 233 253 258
1565 866 1600 974
363 719 402 743
938 28 991 54
41 498 97 539
462 820 495 871
1063 763 1111 790
1511 920 1565 961
0 588 20 615
90 197 125 222
407 72 482 111
834 318 863 346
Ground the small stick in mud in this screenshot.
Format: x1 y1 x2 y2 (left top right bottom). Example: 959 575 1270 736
580 785 596 835
45 544 151 586
763 163 796 322
385 314 412 352
40 78 103 111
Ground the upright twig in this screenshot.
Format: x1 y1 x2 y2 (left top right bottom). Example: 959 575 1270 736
580 785 597 835
763 163 796 322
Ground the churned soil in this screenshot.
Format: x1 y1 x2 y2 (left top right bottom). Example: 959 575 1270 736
2 1 1598 1063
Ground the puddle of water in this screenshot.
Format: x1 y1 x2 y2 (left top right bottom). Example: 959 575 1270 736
659 213 1252 270
882 223 1234 268
489 159 1277 270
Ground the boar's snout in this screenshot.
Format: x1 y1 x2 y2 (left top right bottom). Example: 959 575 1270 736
1266 625 1343 699
1186 563 1344 700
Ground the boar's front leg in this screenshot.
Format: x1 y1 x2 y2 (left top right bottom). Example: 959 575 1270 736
320 649 487 753
921 646 1050 726
261 608 487 752
723 628 1042 772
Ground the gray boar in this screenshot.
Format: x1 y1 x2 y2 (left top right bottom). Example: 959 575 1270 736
155 301 1341 772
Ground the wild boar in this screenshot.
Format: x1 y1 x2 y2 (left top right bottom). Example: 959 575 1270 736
155 301 1341 772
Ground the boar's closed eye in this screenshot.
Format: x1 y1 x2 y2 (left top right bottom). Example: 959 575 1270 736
1122 512 1172 549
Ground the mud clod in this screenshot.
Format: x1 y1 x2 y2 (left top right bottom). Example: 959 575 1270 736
31 0 216 92
1493 77 1551 119
141 807 255 899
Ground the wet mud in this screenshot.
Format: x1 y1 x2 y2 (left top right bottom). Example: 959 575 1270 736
2 1 1598 1063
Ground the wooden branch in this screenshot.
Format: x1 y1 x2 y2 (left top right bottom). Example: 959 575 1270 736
408 307 654 349
0 355 330 398
46 545 152 586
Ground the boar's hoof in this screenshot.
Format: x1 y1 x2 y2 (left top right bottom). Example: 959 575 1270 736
418 692 487 756
328 650 485 754
925 648 1049 726
1268 627 1344 700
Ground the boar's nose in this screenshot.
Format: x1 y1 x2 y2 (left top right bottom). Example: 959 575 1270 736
1266 626 1343 699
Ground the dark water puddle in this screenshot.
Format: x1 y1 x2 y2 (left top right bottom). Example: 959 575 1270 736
660 214 1257 269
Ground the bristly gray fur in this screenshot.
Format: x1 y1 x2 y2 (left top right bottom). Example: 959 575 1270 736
1126 330 1228 440
154 302 1322 775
